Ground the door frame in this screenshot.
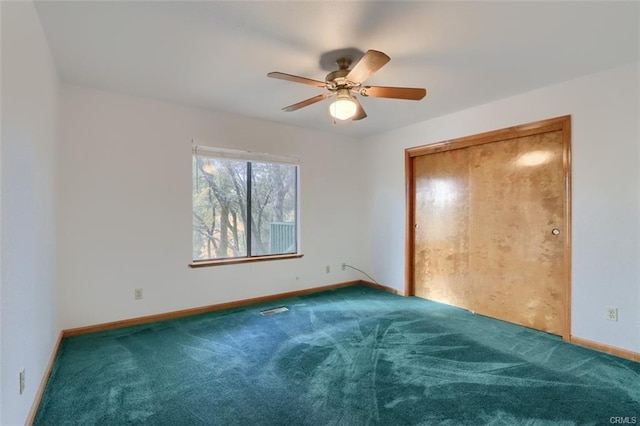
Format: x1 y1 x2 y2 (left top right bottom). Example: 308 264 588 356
405 115 572 340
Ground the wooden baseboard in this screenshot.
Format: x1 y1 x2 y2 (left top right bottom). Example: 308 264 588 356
360 280 403 295
570 336 640 363
25 331 63 426
63 280 372 337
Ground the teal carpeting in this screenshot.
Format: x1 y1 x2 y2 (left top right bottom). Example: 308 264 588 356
35 286 640 425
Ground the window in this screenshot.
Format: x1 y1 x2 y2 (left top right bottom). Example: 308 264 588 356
191 145 300 265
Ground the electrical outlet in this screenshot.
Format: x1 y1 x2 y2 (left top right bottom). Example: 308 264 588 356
134 288 143 300
325 265 330 274
19 369 25 395
606 306 618 322
341 262 346 271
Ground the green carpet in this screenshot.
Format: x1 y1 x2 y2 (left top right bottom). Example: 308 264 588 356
35 286 639 425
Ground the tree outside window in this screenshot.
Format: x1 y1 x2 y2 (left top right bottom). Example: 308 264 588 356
192 147 298 262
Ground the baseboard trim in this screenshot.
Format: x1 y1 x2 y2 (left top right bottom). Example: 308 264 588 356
360 280 402 295
25 331 63 426
570 336 640 362
63 280 373 337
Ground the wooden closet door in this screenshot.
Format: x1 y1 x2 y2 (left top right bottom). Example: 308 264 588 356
414 148 471 310
467 131 565 335
413 128 566 336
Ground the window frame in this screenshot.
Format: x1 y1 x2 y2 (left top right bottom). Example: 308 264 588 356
189 144 302 268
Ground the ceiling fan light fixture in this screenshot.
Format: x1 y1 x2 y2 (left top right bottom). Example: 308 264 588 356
329 90 357 120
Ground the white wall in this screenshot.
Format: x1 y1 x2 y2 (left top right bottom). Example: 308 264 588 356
56 85 368 329
363 61 640 354
1 2 60 424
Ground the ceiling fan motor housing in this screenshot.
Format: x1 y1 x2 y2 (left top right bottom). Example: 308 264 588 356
326 57 363 91
326 69 357 91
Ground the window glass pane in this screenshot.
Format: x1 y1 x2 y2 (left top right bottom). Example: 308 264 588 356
192 155 248 260
250 162 297 256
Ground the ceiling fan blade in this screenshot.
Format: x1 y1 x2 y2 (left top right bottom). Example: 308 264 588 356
360 86 427 100
352 97 367 121
346 50 390 83
282 94 329 112
267 72 326 88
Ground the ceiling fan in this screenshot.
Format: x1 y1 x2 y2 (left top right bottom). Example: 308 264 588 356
267 50 427 121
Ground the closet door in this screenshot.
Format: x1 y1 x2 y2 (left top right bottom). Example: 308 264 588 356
466 131 565 335
414 148 471 310
411 118 569 336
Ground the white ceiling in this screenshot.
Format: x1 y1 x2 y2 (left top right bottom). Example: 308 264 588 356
34 1 639 138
